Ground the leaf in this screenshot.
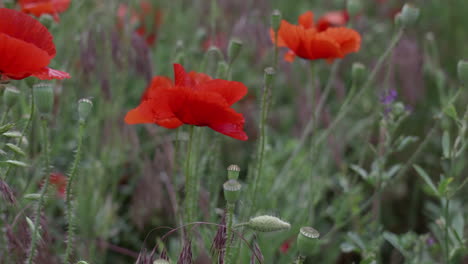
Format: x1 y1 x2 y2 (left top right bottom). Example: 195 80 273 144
396 136 418 151
413 165 438 197
350 165 368 180
340 242 357 253
2 160 28 168
383 232 407 257
26 216 42 242
443 103 458 121
6 143 25 156
442 131 450 158
437 177 453 196
385 164 402 180
2 131 22 138
24 193 41 201
347 232 366 251
0 123 14 134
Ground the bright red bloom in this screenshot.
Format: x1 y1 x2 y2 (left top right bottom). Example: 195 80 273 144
117 1 163 46
125 64 248 141
271 11 360 62
0 8 70 80
49 172 67 198
19 0 71 22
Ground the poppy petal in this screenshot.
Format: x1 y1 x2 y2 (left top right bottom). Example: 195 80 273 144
188 71 212 86
320 27 361 55
141 76 173 101
284 50 296 62
0 8 56 57
269 27 287 47
31 67 70 80
196 79 247 106
305 33 342 59
173 63 190 87
125 99 183 129
298 11 314 29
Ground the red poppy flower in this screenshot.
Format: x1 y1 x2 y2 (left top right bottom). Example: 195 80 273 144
125 64 248 141
0 8 70 80
202 33 228 51
117 1 163 46
49 172 67 198
316 11 350 31
19 0 71 22
271 11 361 62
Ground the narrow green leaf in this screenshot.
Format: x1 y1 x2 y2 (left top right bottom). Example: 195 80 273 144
3 160 28 167
413 165 438 196
350 164 368 180
6 143 25 156
0 123 14 134
2 131 22 138
442 131 450 158
443 103 458 121
437 177 453 196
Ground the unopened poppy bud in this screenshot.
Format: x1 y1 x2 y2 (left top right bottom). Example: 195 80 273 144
271 10 282 32
351 62 367 86
392 102 406 116
3 86 20 109
78 98 93 124
216 61 229 79
227 164 240 180
264 67 275 88
39 14 55 29
228 38 243 64
153 259 170 264
297 227 320 256
457 60 468 84
33 83 54 116
223 179 241 203
347 0 363 17
397 4 420 27
246 215 290 232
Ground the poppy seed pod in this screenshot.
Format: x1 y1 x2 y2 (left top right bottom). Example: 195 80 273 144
33 83 54 116
351 62 367 86
457 60 468 84
223 179 241 203
153 259 170 264
264 67 275 88
347 0 363 17
78 98 93 124
271 10 282 32
297 226 320 256
3 86 20 109
397 4 420 27
216 61 229 79
227 164 240 180
246 215 290 232
228 38 243 64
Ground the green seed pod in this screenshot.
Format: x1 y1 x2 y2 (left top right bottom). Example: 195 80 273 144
228 38 243 64
78 98 93 124
246 215 290 232
397 4 420 27
227 164 240 180
457 60 468 84
153 259 170 264
297 226 320 256
347 0 363 17
3 86 20 109
351 62 367 86
33 83 54 116
39 14 55 29
271 10 282 32
264 67 275 88
223 179 241 203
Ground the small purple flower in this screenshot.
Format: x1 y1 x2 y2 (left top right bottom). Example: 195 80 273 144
380 89 398 105
426 236 436 246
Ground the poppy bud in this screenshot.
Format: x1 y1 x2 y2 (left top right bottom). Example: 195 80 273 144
39 14 55 29
216 61 229 79
351 62 367 86
33 83 54 116
227 164 240 180
246 215 290 232
396 4 420 27
228 38 243 64
457 60 468 84
347 0 363 17
271 10 282 32
296 226 320 256
78 98 93 124
153 259 170 264
3 86 20 109
264 67 275 88
223 179 241 203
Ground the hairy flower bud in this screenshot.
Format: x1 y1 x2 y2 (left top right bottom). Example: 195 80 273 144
227 164 240 180
223 179 241 203
351 62 367 86
264 67 275 88
297 227 320 256
33 83 54 116
271 10 282 32
246 215 290 232
228 38 243 64
78 98 93 124
457 60 468 84
396 4 420 27
3 86 20 109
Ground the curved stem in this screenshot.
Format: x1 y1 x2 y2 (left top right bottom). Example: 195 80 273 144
64 123 85 263
184 126 195 224
27 118 50 264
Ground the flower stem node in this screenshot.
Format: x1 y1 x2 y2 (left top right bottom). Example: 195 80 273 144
396 4 420 27
223 179 241 203
227 164 240 180
33 83 54 116
351 62 367 87
271 10 282 32
228 38 243 64
3 86 20 109
153 259 170 264
457 60 468 84
347 0 363 17
264 67 276 88
78 98 93 124
246 215 290 232
297 227 320 256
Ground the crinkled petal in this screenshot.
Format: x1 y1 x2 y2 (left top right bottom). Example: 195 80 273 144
173 63 191 87
188 71 212 86
141 76 173 101
284 50 296 62
320 27 361 56
304 33 342 59
31 67 70 80
298 11 314 29
196 79 247 106
125 97 183 129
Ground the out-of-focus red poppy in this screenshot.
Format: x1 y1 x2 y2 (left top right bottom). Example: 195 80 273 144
19 0 71 22
0 8 70 80
270 11 360 62
202 33 228 51
49 172 67 198
125 64 248 141
117 1 163 46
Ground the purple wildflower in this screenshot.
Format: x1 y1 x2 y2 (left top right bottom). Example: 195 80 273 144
380 89 398 105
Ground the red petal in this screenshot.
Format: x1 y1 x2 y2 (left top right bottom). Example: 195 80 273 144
31 67 70 80
320 27 361 56
188 71 212 86
173 63 190 87
196 79 247 106
284 50 296 62
304 33 342 59
0 8 56 57
298 11 314 29
141 76 173 101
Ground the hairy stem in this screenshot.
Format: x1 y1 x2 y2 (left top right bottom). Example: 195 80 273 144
184 126 195 224
224 203 235 264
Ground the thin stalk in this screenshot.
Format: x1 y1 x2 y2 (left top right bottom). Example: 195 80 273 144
184 126 195 224
224 203 235 264
443 198 450 264
273 30 279 70
64 123 85 264
0 107 9 125
27 118 50 264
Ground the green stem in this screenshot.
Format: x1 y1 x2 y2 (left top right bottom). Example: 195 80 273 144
184 126 195 224
0 107 9 125
273 30 279 70
27 118 50 264
224 203 235 264
295 256 305 264
443 198 450 264
64 123 85 264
